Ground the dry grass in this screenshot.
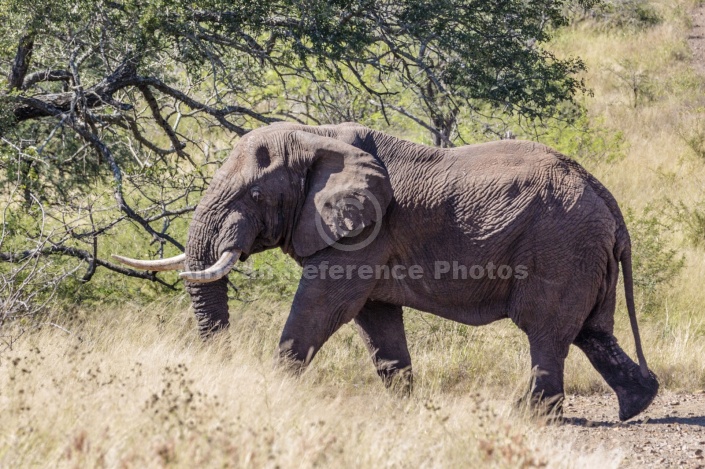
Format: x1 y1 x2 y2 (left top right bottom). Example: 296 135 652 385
0 302 627 469
555 0 705 208
2 290 700 467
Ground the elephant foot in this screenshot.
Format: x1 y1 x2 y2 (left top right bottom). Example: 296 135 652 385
381 367 413 397
517 391 564 420
574 329 659 421
616 369 659 421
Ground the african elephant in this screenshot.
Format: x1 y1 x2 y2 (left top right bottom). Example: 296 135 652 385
114 122 658 420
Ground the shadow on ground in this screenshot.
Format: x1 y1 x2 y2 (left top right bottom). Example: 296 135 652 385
562 415 705 428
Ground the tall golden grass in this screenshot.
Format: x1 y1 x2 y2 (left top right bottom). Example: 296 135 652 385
0 303 624 468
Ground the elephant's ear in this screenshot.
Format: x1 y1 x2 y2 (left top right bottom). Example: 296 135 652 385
291 131 393 258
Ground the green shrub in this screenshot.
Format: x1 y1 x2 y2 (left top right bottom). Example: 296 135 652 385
0 95 16 134
230 250 301 301
540 105 626 162
608 59 656 108
665 197 705 247
677 110 705 161
625 207 684 312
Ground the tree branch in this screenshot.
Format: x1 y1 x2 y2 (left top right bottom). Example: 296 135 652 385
99 114 181 156
64 117 186 251
369 100 454 147
9 107 201 267
138 84 187 157
21 69 72 90
8 34 34 91
12 59 136 120
130 76 280 134
0 246 177 289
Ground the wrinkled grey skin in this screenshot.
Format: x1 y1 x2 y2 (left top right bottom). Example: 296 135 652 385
184 122 658 421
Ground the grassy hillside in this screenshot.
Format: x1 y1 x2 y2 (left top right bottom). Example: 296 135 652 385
1 1 705 467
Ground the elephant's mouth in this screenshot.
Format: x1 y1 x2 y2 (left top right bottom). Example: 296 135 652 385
245 233 285 259
182 234 273 280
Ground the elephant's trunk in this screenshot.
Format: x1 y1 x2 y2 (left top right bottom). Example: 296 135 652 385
184 217 231 338
186 278 230 337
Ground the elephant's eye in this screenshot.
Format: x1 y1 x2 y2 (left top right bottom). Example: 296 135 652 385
250 187 263 202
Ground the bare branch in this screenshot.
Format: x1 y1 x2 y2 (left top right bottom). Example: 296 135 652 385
0 246 177 289
369 100 454 147
81 212 98 282
130 76 280 133
12 59 137 121
99 114 180 156
138 84 187 156
66 117 186 251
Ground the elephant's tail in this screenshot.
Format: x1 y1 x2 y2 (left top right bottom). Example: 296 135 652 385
620 245 650 379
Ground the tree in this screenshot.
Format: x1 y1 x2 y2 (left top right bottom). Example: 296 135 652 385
0 0 591 308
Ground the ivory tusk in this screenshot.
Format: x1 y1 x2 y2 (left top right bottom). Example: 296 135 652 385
112 253 186 271
179 250 240 283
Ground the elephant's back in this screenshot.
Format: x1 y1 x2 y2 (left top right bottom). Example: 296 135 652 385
385 137 623 264
442 140 603 241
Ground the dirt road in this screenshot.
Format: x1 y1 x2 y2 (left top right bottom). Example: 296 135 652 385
543 392 705 467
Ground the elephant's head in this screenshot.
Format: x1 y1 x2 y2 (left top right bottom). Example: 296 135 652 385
114 124 393 336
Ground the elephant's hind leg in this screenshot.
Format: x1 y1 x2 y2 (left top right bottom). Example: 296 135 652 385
523 331 572 417
574 328 658 421
354 301 412 394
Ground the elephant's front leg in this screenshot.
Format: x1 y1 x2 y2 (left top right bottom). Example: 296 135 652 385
277 255 381 371
354 301 412 393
